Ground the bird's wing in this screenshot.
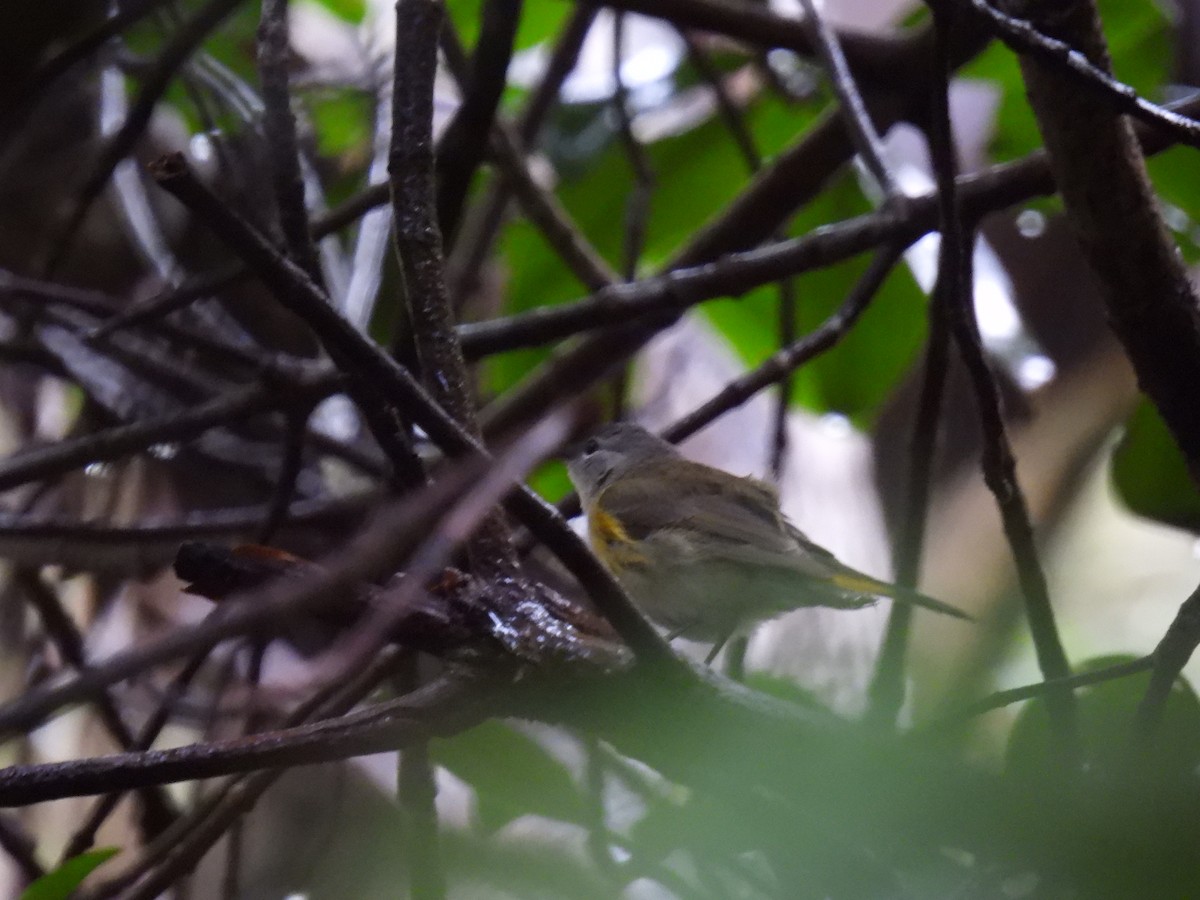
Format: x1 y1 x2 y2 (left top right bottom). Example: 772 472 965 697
595 462 971 619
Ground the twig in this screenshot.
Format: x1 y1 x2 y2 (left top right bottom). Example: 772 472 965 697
256 404 313 542
16 569 180 836
48 0 244 273
795 0 899 198
257 0 324 282
62 647 214 861
390 0 518 574
0 813 44 884
966 0 1200 150
83 649 406 900
662 244 905 443
1137 582 1200 735
929 655 1153 728
589 0 921 87
396 658 446 900
611 12 655 284
1000 0 1200 477
866 278 951 726
0 0 172 122
0 674 494 807
0 366 339 493
926 1 1076 743
436 0 524 246
448 5 599 303
490 122 619 291
149 152 426 485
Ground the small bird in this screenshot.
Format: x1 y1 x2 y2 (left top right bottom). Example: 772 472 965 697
566 422 969 655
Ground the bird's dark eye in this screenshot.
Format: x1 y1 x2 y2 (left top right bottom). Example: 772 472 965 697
583 438 600 455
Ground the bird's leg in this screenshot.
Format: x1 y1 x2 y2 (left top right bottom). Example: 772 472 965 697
705 630 735 666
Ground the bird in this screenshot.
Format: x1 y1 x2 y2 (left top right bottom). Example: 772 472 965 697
566 422 969 658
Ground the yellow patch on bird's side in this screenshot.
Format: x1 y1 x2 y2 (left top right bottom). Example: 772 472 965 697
588 507 648 569
831 572 886 595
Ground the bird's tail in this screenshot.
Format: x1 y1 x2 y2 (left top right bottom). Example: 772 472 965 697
829 572 973 621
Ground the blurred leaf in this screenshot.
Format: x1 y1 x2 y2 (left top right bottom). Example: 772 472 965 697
963 0 1168 163
307 87 373 163
527 458 572 503
21 848 119 900
431 720 584 832
741 672 824 709
1111 399 1200 533
1147 146 1200 265
313 0 366 22
704 171 927 426
446 0 568 53
1005 654 1200 778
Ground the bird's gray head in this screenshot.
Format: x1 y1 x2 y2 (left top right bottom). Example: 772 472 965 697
566 422 678 505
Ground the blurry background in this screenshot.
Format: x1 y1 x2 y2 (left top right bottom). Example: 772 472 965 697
2 0 1200 896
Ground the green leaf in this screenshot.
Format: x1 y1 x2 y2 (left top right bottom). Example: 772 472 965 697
703 170 927 427
446 0 568 53
1111 399 1200 533
21 848 119 900
313 0 366 22
1005 654 1200 779
431 720 584 832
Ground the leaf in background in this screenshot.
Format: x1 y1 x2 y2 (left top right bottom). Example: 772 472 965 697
1005 654 1200 779
21 848 119 900
431 720 584 832
1111 399 1200 533
962 0 1167 163
1147 147 1200 265
446 0 568 54
705 170 927 428
313 0 366 23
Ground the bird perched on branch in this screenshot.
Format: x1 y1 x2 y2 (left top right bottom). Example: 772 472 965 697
566 422 969 659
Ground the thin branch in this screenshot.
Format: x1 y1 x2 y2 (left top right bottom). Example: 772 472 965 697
396 659 446 900
0 0 172 126
966 0 1200 150
587 0 923 87
926 1 1076 742
490 122 619 291
866 282 951 726
390 0 517 574
0 674 494 808
448 5 599 303
1137 582 1200 735
436 0 524 246
796 0 899 197
48 0 244 272
62 647 214 861
149 152 426 485
0 366 339 493
256 404 313 542
1001 0 1200 478
928 656 1154 728
0 813 44 884
662 244 905 443
83 649 405 900
611 12 655 283
257 0 324 282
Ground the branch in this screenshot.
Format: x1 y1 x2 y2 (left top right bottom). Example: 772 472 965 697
966 0 1200 150
927 1 1076 744
1137 582 1200 735
257 0 324 282
1003 0 1200 476
435 0 524 245
49 0 244 272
